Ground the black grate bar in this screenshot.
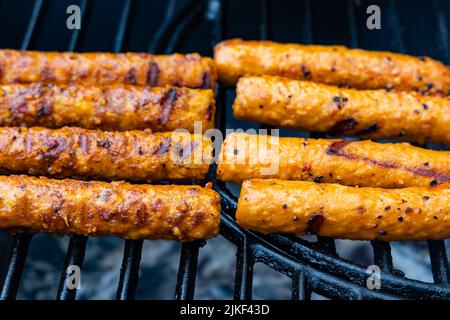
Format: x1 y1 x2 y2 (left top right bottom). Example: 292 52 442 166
20 0 43 50
116 239 143 300
233 239 254 300
346 0 358 48
259 0 270 40
147 0 199 53
0 0 44 299
428 240 450 284
301 0 312 43
113 0 133 53
0 234 32 300
56 236 88 300
67 0 89 52
433 0 450 64
175 241 203 300
291 271 311 300
371 241 394 273
110 0 145 300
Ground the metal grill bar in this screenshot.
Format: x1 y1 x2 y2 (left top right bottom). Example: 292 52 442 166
20 0 43 50
116 239 143 300
428 240 450 284
166 1 206 53
371 241 394 273
67 0 88 52
259 0 270 40
56 236 88 300
0 234 32 300
234 239 254 300
148 0 199 53
387 0 406 53
433 0 450 64
291 272 311 300
113 0 133 53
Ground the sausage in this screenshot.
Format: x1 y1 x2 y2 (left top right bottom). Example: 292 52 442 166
0 127 212 182
233 76 450 145
0 49 217 89
216 133 450 188
237 179 450 241
0 175 220 241
214 39 450 95
0 83 215 132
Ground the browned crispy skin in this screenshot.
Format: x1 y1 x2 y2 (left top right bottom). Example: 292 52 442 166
237 179 450 241
217 133 450 188
233 76 450 145
0 83 215 132
0 175 220 241
0 49 217 89
214 39 450 95
0 127 212 182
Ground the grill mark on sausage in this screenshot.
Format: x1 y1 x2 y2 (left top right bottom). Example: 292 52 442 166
406 167 450 183
127 68 137 85
327 141 449 183
159 88 178 125
200 72 211 89
155 138 171 156
306 213 324 235
327 118 358 136
147 62 159 86
206 105 213 121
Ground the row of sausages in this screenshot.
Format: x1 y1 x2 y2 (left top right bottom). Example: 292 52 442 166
0 40 448 242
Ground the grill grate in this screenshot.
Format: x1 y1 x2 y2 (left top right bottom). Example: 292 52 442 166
0 0 449 300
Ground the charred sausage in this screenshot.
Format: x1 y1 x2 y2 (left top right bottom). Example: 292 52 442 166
214 39 450 95
216 133 450 188
0 175 220 241
0 83 215 132
0 49 216 89
237 179 450 241
0 127 212 182
233 76 450 145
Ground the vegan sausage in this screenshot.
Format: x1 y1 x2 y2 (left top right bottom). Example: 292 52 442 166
0 126 212 182
214 39 450 95
233 76 450 145
0 83 215 132
0 175 220 241
0 49 217 89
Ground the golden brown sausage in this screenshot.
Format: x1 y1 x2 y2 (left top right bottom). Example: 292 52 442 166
0 127 212 182
0 175 220 241
216 133 450 188
0 83 215 132
237 179 450 241
233 76 450 145
0 49 217 89
214 39 450 95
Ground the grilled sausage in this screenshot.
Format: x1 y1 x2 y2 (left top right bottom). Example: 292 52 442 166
233 76 450 145
0 49 217 89
214 39 450 95
216 133 450 188
0 127 212 182
0 83 215 132
0 175 220 241
237 179 450 241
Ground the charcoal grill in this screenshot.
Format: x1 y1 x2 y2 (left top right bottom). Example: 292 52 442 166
0 0 449 300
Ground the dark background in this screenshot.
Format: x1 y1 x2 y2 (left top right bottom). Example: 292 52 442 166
0 0 448 299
